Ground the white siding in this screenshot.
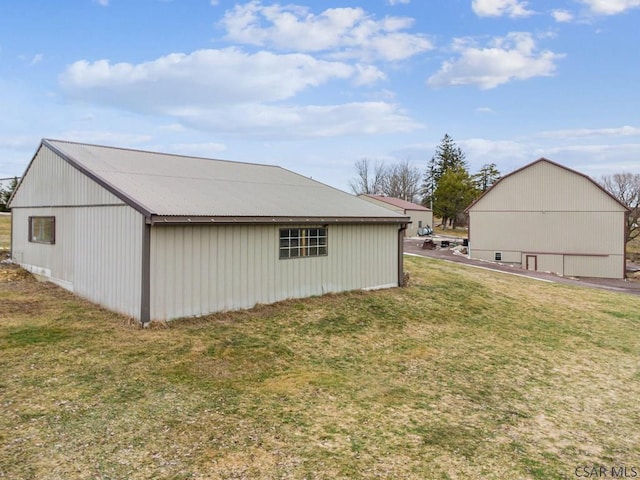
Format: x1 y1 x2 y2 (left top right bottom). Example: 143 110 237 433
149 223 399 321
469 211 624 255
564 255 625 279
472 160 623 213
532 254 565 276
10 145 125 208
12 206 144 319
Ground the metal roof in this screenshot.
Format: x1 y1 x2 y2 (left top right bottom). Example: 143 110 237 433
43 139 409 224
360 194 431 212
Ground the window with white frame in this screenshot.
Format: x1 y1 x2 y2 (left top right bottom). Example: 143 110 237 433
29 216 55 244
279 227 327 259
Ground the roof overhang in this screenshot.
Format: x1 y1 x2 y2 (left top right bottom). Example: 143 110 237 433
148 215 411 226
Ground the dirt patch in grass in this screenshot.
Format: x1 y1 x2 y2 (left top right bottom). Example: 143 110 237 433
1 257 639 479
0 263 31 283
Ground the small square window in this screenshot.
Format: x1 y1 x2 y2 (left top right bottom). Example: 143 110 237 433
494 252 502 261
29 216 56 244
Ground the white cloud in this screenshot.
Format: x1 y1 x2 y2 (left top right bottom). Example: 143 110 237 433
220 1 433 61
94 0 109 6
427 32 564 89
538 125 640 138
472 0 534 18
388 0 411 4
59 49 422 139
60 48 358 108
579 0 640 15
461 138 530 162
176 102 424 138
551 9 574 22
57 130 153 146
475 107 495 114
538 143 640 173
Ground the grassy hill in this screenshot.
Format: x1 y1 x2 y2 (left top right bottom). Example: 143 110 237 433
1 254 638 479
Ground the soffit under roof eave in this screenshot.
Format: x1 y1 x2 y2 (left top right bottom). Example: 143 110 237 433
147 215 411 226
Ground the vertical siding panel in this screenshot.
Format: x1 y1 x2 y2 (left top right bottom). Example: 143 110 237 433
224 226 234 310
239 226 249 308
148 223 400 321
215 227 224 312
199 228 209 315
72 206 142 319
11 146 124 208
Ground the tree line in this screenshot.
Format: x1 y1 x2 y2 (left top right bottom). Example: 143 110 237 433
0 177 19 212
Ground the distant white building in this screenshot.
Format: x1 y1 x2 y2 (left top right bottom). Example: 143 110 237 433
465 158 628 279
358 195 433 237
9 139 409 322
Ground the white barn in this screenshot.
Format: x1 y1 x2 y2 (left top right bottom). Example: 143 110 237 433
466 158 628 279
9 139 409 323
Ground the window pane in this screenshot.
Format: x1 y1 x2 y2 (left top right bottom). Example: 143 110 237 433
29 217 55 244
279 227 327 259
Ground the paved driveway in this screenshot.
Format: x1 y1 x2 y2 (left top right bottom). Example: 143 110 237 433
404 237 640 297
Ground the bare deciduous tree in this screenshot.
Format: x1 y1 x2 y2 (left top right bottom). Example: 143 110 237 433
349 158 421 203
381 159 422 203
349 158 386 195
600 172 640 243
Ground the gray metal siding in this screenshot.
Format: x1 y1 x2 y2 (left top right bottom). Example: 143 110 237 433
72 206 143 319
406 210 434 237
12 206 144 318
12 208 75 289
10 145 124 208
149 223 399 321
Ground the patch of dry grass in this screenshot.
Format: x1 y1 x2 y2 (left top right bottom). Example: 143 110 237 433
1 256 639 479
628 235 640 263
0 214 10 251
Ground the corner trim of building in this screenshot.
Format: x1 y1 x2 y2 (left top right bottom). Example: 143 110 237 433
140 221 151 325
398 224 408 286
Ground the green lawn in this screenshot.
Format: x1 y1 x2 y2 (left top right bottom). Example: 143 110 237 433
1 255 639 479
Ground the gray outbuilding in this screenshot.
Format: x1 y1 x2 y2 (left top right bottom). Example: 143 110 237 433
9 139 409 323
465 158 628 279
358 195 433 237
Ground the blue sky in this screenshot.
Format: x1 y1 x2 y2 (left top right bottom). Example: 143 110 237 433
1 0 639 192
